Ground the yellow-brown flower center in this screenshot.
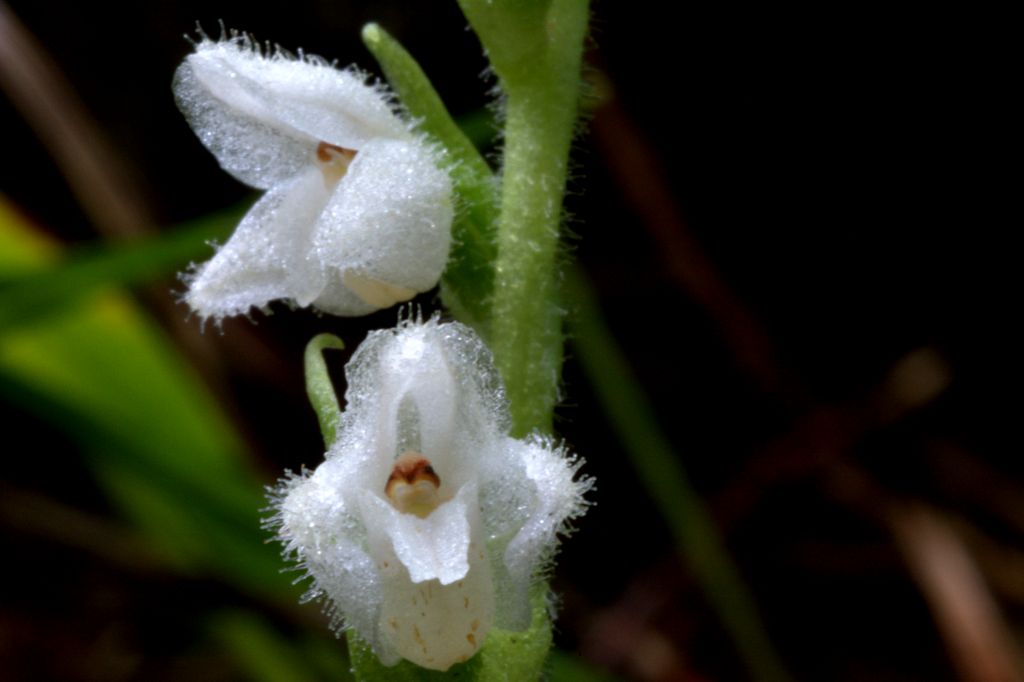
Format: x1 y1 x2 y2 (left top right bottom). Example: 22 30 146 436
385 451 442 518
315 141 357 186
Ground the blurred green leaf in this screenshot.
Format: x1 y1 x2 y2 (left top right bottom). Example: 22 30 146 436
565 267 792 682
0 200 59 272
0 205 240 331
546 651 620 682
211 610 352 682
0 198 290 597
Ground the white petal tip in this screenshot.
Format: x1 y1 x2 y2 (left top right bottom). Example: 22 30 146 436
343 271 419 309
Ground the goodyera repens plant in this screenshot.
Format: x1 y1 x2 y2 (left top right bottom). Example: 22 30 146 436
173 2 591 677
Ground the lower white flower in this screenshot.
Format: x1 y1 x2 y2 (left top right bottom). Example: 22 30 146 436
270 318 590 671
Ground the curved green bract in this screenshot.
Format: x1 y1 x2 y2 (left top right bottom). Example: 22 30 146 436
304 332 346 448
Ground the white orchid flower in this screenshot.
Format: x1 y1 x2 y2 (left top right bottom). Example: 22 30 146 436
173 34 452 319
269 317 590 671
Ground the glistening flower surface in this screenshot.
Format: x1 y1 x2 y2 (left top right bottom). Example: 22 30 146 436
173 35 453 319
270 318 590 671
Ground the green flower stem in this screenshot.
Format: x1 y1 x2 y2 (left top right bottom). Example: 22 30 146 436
303 333 345 448
566 268 792 682
458 0 590 436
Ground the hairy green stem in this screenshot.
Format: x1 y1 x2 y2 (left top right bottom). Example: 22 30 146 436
459 0 590 436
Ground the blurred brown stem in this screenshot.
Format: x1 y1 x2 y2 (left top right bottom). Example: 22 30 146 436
0 2 152 238
0 486 167 573
590 74 792 401
889 503 1023 682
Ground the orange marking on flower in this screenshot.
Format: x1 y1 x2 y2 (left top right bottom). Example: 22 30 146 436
385 451 443 517
314 142 356 185
316 141 356 163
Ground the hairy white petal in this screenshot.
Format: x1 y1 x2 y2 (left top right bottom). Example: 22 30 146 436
173 54 311 189
205 42 406 145
333 320 508 496
186 166 329 318
312 138 452 298
372 324 458 488
177 38 407 188
278 459 384 647
501 438 591 627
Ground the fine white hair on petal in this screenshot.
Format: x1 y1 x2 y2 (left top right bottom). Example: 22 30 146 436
270 460 385 648
268 317 590 670
176 36 408 181
311 137 453 310
185 166 329 319
499 436 593 628
173 52 311 190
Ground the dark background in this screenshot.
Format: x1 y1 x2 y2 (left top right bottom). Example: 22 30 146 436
1 1 1012 680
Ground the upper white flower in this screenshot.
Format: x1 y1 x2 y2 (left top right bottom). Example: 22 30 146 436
270 317 590 671
173 34 453 319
